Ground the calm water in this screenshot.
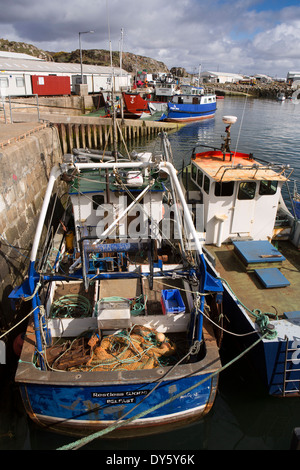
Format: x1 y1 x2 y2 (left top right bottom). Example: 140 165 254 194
1 96 300 451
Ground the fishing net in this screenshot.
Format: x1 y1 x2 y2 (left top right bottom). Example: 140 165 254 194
46 325 178 372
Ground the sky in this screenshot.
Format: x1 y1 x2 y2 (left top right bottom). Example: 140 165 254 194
0 0 300 78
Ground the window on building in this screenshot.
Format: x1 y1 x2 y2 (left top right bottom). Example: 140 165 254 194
0 77 9 88
215 181 234 197
238 182 256 200
15 76 25 87
259 180 278 196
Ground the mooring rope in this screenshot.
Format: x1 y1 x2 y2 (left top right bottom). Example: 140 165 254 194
218 277 278 340
57 332 268 451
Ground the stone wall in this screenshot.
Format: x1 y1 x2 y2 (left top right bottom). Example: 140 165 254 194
212 82 293 99
0 125 62 331
3 94 97 121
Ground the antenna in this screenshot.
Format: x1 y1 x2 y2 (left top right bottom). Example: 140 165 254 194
106 0 117 160
221 115 237 159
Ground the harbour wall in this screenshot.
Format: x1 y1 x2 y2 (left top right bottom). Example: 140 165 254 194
51 115 179 154
0 124 62 335
213 82 292 99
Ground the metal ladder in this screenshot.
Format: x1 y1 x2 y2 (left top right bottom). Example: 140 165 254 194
283 336 300 396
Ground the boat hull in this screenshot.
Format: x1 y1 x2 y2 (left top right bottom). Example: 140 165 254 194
206 260 300 396
164 102 216 122
16 322 220 438
18 374 218 438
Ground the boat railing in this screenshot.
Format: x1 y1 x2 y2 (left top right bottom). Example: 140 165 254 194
283 177 300 220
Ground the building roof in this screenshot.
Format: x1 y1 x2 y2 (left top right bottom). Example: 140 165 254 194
201 71 244 79
0 51 43 60
0 56 129 76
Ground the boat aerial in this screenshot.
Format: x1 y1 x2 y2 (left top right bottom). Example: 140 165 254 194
9 131 225 439
181 115 300 397
159 86 217 123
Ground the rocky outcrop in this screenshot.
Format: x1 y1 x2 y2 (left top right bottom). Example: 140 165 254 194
0 38 169 74
50 49 169 74
0 38 53 61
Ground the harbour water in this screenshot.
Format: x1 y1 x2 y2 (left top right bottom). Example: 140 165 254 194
1 95 300 451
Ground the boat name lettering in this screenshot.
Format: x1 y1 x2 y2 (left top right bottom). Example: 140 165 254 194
91 390 149 398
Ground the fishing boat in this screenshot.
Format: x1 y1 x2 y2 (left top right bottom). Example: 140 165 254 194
159 86 217 123
122 92 167 119
277 92 286 102
9 132 224 439
154 81 178 102
181 115 300 397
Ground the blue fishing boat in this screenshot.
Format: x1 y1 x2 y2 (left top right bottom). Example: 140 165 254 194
181 115 300 397
9 133 224 439
159 86 217 123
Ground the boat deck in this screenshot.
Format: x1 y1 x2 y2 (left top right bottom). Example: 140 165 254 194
205 240 300 319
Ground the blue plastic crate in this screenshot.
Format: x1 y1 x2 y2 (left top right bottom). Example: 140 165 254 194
161 289 185 315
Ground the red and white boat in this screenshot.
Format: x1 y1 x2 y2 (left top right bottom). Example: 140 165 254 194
122 92 167 119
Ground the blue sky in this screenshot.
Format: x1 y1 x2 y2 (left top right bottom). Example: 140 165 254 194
0 0 299 78
250 0 299 12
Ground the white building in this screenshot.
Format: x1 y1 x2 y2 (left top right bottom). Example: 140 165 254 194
254 74 273 83
287 71 300 86
0 51 131 96
200 71 244 84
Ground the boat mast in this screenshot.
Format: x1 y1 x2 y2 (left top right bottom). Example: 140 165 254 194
107 0 118 161
109 41 118 161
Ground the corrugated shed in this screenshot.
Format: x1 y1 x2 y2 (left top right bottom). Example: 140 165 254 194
0 57 128 76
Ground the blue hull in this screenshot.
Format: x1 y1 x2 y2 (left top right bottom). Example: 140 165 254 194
16 324 220 438
19 375 217 437
293 199 300 219
165 102 216 122
218 275 300 396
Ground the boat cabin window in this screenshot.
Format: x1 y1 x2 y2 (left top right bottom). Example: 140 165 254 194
92 194 105 210
192 97 199 104
214 181 234 197
259 180 278 196
191 164 197 181
204 175 210 194
237 182 256 200
197 169 203 187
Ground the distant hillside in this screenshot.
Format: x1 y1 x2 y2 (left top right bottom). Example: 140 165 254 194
0 38 169 74
49 49 169 74
0 38 53 61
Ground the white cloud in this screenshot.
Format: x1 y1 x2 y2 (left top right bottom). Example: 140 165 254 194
0 0 299 77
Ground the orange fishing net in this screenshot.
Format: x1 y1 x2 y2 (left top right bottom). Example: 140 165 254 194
46 325 177 372
86 325 177 372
